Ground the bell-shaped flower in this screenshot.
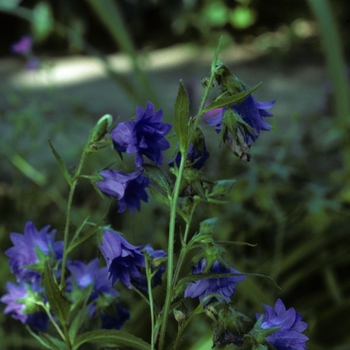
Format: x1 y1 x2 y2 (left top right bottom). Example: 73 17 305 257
110 101 172 167
96 168 151 215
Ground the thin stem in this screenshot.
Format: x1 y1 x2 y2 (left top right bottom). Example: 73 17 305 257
60 146 88 288
157 154 187 350
145 255 156 350
39 302 66 341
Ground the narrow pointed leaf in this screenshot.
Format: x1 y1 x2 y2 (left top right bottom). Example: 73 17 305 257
174 80 189 152
211 36 223 73
73 329 151 350
203 82 262 112
48 139 72 184
43 262 70 324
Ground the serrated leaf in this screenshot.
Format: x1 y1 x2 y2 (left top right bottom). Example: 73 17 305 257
142 164 173 194
203 82 262 112
174 80 189 153
73 329 151 350
32 2 53 42
43 262 70 324
48 139 72 185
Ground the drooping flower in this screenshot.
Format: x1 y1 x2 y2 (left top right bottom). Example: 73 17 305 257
0 281 49 331
99 230 146 288
206 95 275 162
5 222 63 283
184 259 246 304
11 35 32 55
110 102 172 167
256 299 309 350
96 168 151 215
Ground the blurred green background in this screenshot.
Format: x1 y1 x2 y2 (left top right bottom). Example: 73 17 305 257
1 0 350 349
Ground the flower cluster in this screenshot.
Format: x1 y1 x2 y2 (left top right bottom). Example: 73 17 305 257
1 222 62 330
96 101 172 214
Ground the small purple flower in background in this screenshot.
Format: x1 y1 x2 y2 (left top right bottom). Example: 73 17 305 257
0 281 49 331
5 222 63 283
11 35 32 55
257 299 309 350
184 259 246 304
11 35 40 71
169 143 210 170
96 168 151 215
99 230 145 287
110 101 172 167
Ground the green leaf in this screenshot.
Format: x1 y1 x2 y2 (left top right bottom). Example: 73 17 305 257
203 82 262 112
73 329 151 350
43 262 70 325
26 327 65 350
142 164 174 195
32 2 53 42
174 80 189 153
211 36 223 73
48 139 72 185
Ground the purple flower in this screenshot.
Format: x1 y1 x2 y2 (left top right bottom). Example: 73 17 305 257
184 259 246 304
169 143 210 170
0 281 49 331
110 102 172 167
207 96 274 144
5 222 63 283
11 35 32 55
67 259 118 299
99 230 146 288
96 168 151 215
257 299 309 350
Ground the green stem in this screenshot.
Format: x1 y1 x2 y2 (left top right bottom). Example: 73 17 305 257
60 146 88 288
145 255 156 350
157 154 187 350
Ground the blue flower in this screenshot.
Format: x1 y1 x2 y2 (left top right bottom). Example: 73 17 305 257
257 299 309 350
96 168 151 215
110 102 172 167
67 258 118 299
206 95 275 161
0 281 49 331
184 259 246 304
169 143 209 170
5 222 63 283
99 230 145 288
